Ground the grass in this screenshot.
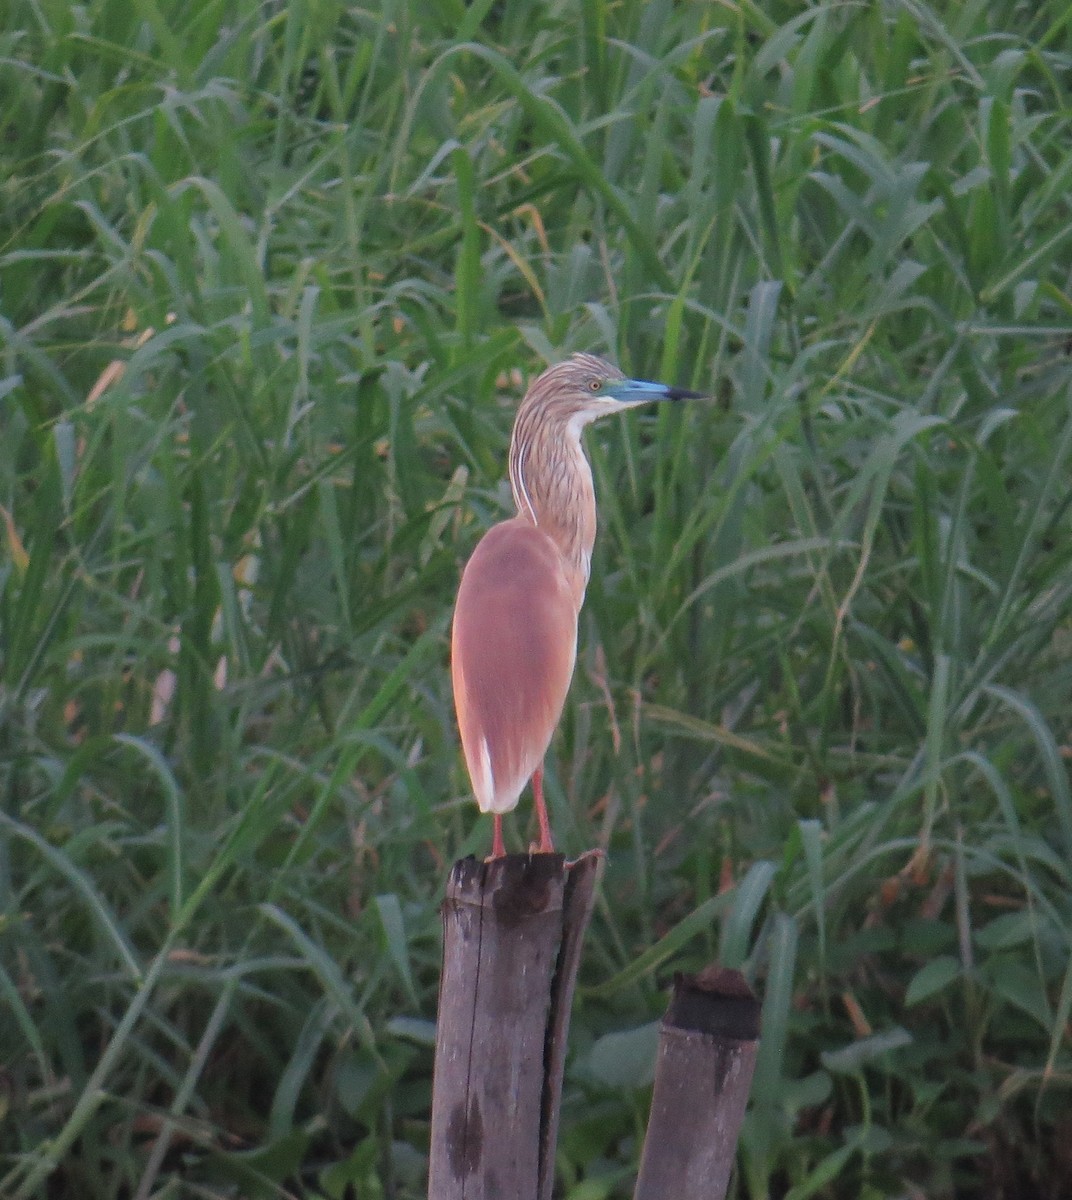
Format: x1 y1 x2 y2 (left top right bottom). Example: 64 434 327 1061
2 0 1072 1195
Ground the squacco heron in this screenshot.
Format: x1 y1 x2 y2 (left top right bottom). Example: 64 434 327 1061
451 353 702 857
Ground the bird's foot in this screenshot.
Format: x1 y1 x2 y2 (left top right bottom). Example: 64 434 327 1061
485 813 507 861
527 833 556 856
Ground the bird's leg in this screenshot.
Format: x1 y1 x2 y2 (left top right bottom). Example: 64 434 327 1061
490 813 506 859
532 765 555 854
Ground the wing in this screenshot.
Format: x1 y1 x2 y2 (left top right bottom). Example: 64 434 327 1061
451 518 578 813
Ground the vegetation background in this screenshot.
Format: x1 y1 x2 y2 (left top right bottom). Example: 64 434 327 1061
2 0 1071 1196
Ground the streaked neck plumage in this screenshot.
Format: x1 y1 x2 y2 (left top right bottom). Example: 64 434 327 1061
508 399 596 607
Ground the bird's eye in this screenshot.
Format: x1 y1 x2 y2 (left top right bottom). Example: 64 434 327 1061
588 379 602 393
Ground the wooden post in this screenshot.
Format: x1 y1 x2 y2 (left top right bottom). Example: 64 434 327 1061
633 966 761 1200
428 851 602 1200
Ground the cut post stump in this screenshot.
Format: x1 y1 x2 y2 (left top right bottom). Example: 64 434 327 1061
428 851 602 1200
633 965 761 1200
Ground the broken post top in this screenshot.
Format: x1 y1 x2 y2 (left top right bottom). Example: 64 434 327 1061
446 853 567 920
445 851 605 919
665 966 761 1042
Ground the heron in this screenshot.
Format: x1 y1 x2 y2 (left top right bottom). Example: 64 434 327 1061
451 352 702 857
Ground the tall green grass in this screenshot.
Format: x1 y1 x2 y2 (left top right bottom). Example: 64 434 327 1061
2 0 1071 1195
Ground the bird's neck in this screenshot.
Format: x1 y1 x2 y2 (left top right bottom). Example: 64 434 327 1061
508 410 596 601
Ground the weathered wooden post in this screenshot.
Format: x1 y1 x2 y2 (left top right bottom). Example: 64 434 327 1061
633 966 761 1200
428 851 602 1200
428 855 758 1200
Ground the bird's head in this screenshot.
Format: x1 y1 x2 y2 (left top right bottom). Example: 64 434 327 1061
524 352 704 430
